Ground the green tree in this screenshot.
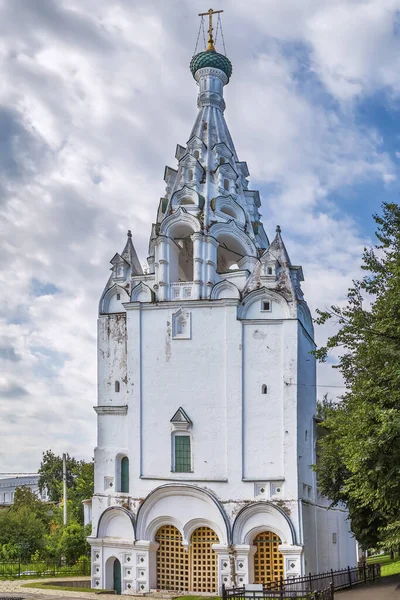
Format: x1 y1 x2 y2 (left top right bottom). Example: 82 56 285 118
57 523 90 565
38 450 93 525
38 450 79 503
0 505 47 561
313 202 400 551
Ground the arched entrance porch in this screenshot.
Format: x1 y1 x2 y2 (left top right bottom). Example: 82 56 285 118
155 524 219 592
253 530 284 585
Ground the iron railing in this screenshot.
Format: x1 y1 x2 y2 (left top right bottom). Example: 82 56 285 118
222 562 381 600
0 558 90 578
222 586 333 600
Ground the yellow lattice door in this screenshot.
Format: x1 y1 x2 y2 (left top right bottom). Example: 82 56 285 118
253 530 284 585
155 525 189 591
190 526 218 593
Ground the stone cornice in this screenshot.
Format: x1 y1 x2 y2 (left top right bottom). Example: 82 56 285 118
93 405 128 415
124 298 239 310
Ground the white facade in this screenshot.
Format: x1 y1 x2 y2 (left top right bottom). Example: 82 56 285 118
89 43 356 595
0 473 47 505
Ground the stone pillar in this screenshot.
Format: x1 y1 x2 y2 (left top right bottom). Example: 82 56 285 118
204 235 219 298
191 232 203 299
234 544 257 586
278 544 304 579
155 238 168 301
212 544 233 593
134 540 159 593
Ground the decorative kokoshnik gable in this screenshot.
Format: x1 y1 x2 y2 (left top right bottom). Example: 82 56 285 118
89 8 357 596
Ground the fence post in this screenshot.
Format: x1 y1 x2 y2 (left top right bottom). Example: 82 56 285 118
18 555 21 579
330 581 334 600
222 583 226 600
347 566 352 587
309 572 313 591
372 564 375 582
363 560 366 583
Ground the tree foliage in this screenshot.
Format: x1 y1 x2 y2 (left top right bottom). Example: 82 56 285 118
38 450 94 524
0 452 93 563
313 202 400 550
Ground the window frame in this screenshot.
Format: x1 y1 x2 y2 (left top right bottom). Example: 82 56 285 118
261 299 272 312
172 432 192 473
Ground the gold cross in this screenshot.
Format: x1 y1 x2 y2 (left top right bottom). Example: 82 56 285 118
198 8 223 51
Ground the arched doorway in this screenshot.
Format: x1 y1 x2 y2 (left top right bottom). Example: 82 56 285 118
155 525 189 591
190 526 218 593
113 558 121 595
253 530 284 585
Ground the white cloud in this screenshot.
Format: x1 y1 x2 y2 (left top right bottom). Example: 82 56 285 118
0 0 398 471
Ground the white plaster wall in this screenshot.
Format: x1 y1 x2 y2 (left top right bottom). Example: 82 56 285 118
297 325 317 495
243 322 283 479
98 314 128 406
301 502 318 574
140 304 227 479
315 505 356 572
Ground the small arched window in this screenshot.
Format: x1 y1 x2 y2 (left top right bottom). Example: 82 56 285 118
193 150 199 159
115 381 120 393
121 457 129 493
220 157 225 165
262 384 268 394
224 178 229 191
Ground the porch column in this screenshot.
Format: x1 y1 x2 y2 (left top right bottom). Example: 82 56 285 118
212 543 233 594
278 544 304 579
234 544 257 586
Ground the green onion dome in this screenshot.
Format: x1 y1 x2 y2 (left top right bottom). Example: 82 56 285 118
190 49 232 81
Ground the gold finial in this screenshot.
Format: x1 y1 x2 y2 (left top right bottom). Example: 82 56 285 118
198 8 223 51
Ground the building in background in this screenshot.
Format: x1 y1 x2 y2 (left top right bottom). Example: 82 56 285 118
0 473 47 505
88 12 356 596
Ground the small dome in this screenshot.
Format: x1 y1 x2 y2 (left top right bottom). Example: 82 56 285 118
190 49 232 81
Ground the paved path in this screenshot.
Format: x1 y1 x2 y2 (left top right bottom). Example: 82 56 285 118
336 574 400 599
0 577 120 599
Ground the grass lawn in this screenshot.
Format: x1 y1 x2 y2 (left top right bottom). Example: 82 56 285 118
367 554 400 576
22 581 98 593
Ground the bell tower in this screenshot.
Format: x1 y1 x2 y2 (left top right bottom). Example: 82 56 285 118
89 10 356 595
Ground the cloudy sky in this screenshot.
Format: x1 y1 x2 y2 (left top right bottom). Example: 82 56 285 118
1 0 400 472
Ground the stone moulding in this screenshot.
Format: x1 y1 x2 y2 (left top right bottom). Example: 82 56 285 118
94 405 128 415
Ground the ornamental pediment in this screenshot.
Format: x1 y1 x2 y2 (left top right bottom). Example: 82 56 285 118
179 152 204 172
187 134 206 151
110 253 130 267
213 142 234 159
214 162 238 179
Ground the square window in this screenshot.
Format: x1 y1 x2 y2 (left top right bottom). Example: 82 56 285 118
261 300 271 312
267 266 273 275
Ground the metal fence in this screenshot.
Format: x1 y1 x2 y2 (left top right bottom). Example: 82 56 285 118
222 586 333 600
222 562 381 600
0 559 90 578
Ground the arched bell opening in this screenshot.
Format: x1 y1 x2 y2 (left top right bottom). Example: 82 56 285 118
168 223 195 283
216 233 247 273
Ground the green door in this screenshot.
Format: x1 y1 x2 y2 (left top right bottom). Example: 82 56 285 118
113 558 121 595
121 456 129 492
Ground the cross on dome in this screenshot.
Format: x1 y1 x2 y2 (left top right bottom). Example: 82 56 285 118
198 8 224 51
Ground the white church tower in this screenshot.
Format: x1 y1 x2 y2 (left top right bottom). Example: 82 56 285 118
88 10 356 595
